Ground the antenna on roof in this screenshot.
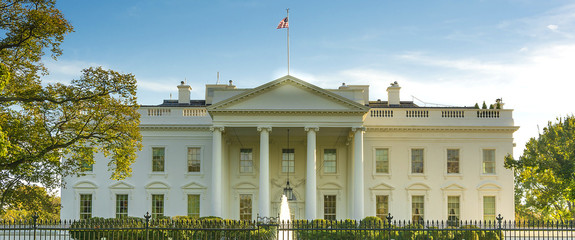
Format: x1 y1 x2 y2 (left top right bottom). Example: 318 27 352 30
216 72 220 84
411 95 455 107
184 77 187 84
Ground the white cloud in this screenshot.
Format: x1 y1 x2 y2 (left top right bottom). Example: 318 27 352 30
43 59 106 84
547 24 559 31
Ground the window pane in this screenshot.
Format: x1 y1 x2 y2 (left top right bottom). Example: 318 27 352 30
80 147 94 172
411 149 424 173
483 196 496 221
375 149 389 173
324 195 336 221
116 194 128 218
188 194 200 218
412 196 424 223
483 149 495 174
152 148 165 172
152 194 164 218
376 195 389 219
323 149 337 173
240 149 253 173
80 194 92 219
239 194 252 221
282 149 294 173
447 196 460 226
188 147 201 172
447 149 460 174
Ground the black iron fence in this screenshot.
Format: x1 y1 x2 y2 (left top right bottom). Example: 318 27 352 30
0 213 574 239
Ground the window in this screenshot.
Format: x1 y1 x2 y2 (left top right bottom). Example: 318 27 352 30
324 195 336 220
239 194 252 221
376 195 389 219
187 147 201 172
412 195 424 223
116 194 128 218
188 194 200 218
483 196 496 221
80 147 94 172
411 149 424 174
79 194 92 219
447 196 460 226
483 149 495 174
152 147 165 172
375 149 389 173
240 149 253 173
151 194 164 218
282 149 294 173
447 149 460 174
323 149 337 173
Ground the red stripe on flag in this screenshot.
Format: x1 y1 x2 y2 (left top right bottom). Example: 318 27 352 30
277 17 288 29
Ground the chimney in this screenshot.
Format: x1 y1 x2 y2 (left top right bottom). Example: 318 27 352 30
177 81 191 104
386 81 401 106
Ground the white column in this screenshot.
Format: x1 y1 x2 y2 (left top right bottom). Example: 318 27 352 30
210 126 224 217
352 127 365 220
304 127 319 220
257 127 272 217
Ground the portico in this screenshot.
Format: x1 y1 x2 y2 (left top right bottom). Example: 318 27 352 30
206 76 369 219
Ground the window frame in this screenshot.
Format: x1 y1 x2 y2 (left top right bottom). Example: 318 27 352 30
374 148 390 175
115 194 129 218
187 146 202 174
79 194 92 220
239 194 253 221
322 148 337 174
375 195 389 220
281 148 295 174
446 149 460 174
151 146 166 173
447 196 460 225
483 196 496 221
410 148 425 175
411 195 425 223
323 195 337 221
187 194 201 218
151 194 165 218
482 149 496 174
239 148 254 174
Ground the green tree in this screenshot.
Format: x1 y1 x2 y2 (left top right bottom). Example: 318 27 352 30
505 116 575 220
0 185 60 220
0 0 142 213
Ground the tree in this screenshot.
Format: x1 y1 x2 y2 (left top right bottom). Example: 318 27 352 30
505 116 575 220
0 0 142 213
0 185 60 220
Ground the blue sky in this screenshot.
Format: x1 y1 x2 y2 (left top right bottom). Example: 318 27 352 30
45 0 575 156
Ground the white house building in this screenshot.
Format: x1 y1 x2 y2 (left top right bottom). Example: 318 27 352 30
61 75 518 222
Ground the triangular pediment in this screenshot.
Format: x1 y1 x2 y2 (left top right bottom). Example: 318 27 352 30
181 182 207 189
441 183 466 191
207 76 369 114
370 183 395 191
109 181 135 189
406 183 431 191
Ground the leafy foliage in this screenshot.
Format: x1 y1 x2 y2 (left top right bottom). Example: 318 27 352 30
505 116 575 220
0 185 60 220
0 0 142 213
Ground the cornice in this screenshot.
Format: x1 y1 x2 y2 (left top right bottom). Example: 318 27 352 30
139 125 211 131
208 109 368 115
366 126 519 133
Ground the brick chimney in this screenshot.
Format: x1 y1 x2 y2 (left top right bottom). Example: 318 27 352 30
386 81 401 106
177 81 191 104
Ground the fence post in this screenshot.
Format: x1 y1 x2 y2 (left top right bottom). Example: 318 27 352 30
32 212 38 240
496 214 503 240
144 212 151 240
386 213 393 239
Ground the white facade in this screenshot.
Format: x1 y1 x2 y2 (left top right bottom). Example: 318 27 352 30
61 76 518 221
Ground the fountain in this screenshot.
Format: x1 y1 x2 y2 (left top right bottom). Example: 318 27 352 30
278 194 292 240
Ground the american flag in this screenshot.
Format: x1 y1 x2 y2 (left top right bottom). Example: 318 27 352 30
277 17 288 29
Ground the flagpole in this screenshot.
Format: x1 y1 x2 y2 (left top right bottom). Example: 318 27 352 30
286 8 290 75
